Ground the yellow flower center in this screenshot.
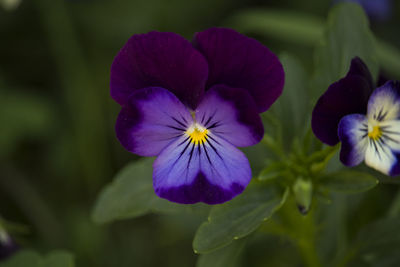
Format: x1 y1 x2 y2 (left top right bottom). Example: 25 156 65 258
186 123 209 145
368 125 382 140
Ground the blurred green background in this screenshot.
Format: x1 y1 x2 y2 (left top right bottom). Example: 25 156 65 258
1 0 400 266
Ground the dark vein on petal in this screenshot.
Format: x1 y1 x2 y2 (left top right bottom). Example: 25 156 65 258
177 136 190 146
207 134 221 145
166 125 186 131
187 142 196 167
382 130 400 136
201 113 206 124
376 138 392 158
207 121 221 129
370 139 381 160
178 139 191 160
181 115 188 124
382 134 400 144
171 116 187 128
205 136 223 160
204 116 213 128
203 143 212 165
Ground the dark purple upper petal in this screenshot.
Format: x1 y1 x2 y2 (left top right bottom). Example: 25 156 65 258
111 31 209 109
312 57 374 145
193 27 285 113
195 85 264 147
115 87 193 157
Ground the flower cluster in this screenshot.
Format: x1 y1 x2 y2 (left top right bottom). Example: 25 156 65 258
312 57 400 176
111 28 284 204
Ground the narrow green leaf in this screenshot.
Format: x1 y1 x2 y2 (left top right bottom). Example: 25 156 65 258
193 182 288 253
196 238 246 267
312 3 379 98
92 158 184 224
320 170 378 193
0 250 74 267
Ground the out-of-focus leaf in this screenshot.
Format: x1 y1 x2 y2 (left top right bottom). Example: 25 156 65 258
258 161 286 182
0 250 74 267
344 217 400 267
92 158 184 224
272 53 309 144
196 238 246 267
312 3 379 97
192 182 288 254
227 7 400 81
0 89 54 157
227 8 324 46
320 170 378 193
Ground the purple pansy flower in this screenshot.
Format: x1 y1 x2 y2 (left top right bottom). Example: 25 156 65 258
312 57 400 176
111 28 285 204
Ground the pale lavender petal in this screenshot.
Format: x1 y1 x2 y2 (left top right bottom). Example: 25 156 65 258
338 114 368 166
153 132 251 204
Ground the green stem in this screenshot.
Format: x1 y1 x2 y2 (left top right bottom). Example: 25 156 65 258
266 198 323 267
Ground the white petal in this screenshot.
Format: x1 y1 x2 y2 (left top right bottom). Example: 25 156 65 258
367 81 400 122
365 138 397 175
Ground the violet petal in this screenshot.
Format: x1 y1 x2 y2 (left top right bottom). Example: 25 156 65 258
115 87 193 157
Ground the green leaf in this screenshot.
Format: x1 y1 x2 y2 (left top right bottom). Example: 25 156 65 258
312 3 379 98
227 8 400 81
196 238 246 267
92 158 184 224
258 161 286 182
0 89 54 157
0 250 74 267
320 170 378 194
271 53 309 145
193 182 288 253
226 8 324 46
343 217 400 267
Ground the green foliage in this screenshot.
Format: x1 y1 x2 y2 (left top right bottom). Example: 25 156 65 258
0 250 74 267
227 8 324 46
312 3 379 97
273 53 310 146
319 170 379 194
92 158 184 224
196 238 246 267
0 88 54 158
193 182 288 254
344 217 400 267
